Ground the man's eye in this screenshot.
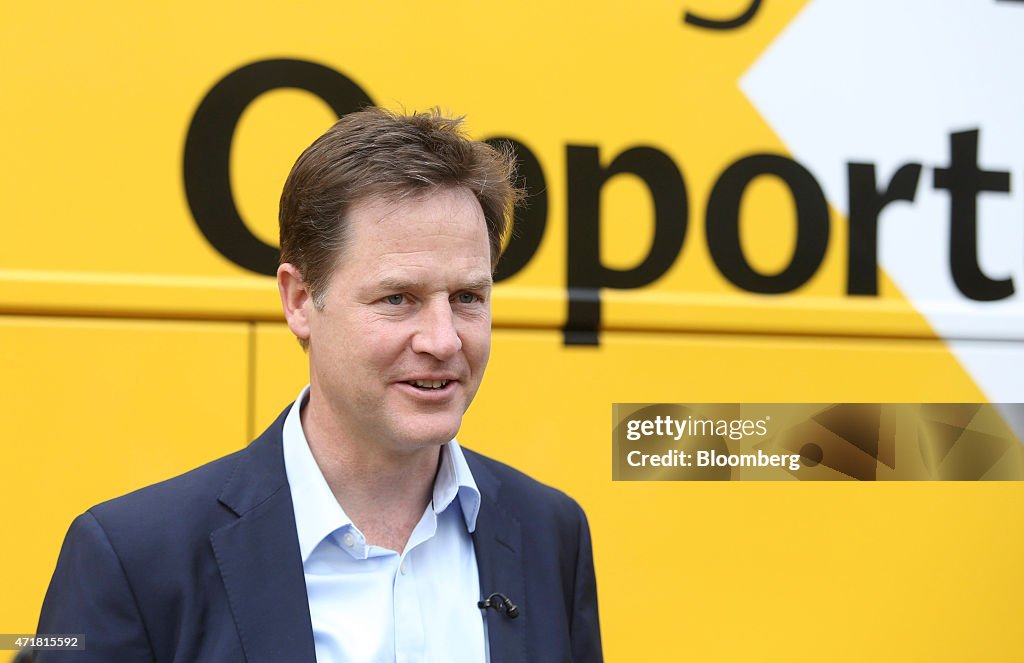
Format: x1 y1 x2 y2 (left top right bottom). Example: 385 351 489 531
457 292 479 304
386 294 405 305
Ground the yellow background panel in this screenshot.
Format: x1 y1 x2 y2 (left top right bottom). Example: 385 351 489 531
251 325 1021 662
0 317 250 634
1 0 914 337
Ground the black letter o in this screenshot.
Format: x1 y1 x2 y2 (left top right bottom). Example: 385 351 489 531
184 59 373 275
706 154 829 293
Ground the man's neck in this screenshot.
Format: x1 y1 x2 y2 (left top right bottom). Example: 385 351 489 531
300 400 441 554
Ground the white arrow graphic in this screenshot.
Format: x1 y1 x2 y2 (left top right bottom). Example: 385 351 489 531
742 0 1024 401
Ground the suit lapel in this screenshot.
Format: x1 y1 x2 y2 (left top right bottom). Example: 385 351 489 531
469 455 528 663
211 411 317 663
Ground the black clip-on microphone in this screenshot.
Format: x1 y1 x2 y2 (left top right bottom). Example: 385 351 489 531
478 592 520 619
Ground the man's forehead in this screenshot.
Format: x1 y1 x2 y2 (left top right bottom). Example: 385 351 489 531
346 185 484 224
325 185 491 290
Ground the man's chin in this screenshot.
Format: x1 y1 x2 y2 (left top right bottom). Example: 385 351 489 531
391 418 463 451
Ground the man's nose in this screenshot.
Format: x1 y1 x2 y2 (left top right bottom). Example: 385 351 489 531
411 299 463 359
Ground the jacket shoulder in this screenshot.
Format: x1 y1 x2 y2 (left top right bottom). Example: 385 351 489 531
84 407 290 553
89 445 246 525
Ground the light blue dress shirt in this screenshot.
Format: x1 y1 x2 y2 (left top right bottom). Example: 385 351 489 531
282 387 488 663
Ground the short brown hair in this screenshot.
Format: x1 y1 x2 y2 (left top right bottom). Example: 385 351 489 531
279 107 521 308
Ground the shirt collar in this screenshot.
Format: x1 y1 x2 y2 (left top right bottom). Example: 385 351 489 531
434 433 481 533
282 386 481 563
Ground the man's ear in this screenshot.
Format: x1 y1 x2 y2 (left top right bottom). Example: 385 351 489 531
278 263 313 343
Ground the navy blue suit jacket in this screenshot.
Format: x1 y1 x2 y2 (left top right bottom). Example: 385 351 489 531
36 408 602 662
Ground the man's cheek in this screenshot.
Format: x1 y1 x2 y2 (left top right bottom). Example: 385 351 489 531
473 333 492 373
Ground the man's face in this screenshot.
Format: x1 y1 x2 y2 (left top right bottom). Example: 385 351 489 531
304 186 493 455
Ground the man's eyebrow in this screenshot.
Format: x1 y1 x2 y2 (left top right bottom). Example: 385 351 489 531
376 277 421 292
375 276 493 291
460 277 494 291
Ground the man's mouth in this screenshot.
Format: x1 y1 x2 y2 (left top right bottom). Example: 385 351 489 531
406 379 450 390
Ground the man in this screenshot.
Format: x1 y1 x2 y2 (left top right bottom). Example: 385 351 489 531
36 108 602 663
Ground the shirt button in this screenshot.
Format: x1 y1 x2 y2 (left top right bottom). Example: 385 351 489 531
342 533 355 547
400 562 408 575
